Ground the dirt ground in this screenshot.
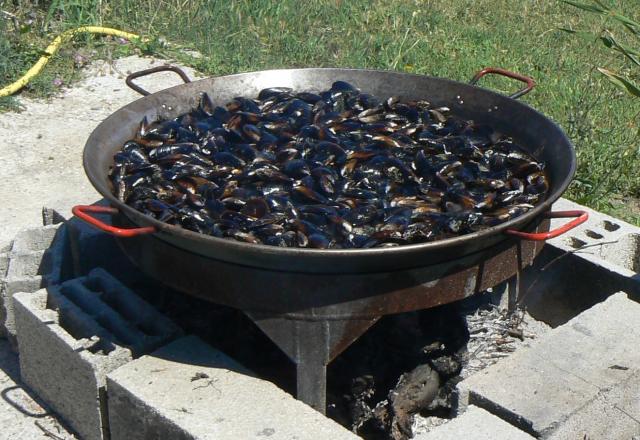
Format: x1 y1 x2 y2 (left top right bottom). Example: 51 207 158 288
0 56 200 247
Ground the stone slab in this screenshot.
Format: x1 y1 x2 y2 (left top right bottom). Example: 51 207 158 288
414 405 534 440
457 291 640 437
107 335 360 440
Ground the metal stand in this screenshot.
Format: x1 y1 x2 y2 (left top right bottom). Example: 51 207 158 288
247 313 379 413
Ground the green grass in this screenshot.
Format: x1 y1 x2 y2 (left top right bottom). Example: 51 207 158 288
1 0 639 221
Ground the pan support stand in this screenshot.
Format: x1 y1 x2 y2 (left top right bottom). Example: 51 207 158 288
246 312 380 414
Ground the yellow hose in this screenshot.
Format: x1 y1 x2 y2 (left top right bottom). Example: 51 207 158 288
0 26 142 98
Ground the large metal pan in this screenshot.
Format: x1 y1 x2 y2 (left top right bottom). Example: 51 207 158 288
74 66 586 274
73 67 588 412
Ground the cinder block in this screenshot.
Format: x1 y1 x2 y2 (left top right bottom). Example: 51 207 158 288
1 224 69 341
550 198 640 274
515 247 635 327
107 335 360 440
0 249 10 278
548 373 640 440
66 215 140 282
0 241 12 254
42 206 67 226
11 223 63 253
6 249 54 280
455 198 640 325
14 289 130 440
456 292 640 438
57 268 183 356
14 269 182 440
0 248 9 336
414 405 534 440
493 198 640 327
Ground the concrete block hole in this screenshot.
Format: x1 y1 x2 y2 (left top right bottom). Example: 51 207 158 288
601 220 621 232
584 230 604 240
567 237 587 249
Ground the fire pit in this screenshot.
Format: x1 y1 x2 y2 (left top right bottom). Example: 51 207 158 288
73 66 585 412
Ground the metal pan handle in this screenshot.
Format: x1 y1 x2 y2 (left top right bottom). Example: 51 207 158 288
505 210 588 241
72 205 156 237
469 67 536 99
125 65 191 96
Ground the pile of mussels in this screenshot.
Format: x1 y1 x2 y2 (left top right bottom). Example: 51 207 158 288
110 81 549 249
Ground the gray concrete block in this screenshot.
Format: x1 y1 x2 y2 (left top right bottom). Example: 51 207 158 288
1 224 69 342
14 269 183 440
0 241 12 254
6 250 54 280
550 198 640 273
0 250 9 338
548 373 640 440
57 268 183 356
42 206 67 226
457 291 640 437
65 214 140 282
11 224 62 253
489 199 640 327
107 335 360 440
1 276 45 341
14 289 131 440
459 198 640 328
0 338 77 440
414 405 534 440
0 250 9 279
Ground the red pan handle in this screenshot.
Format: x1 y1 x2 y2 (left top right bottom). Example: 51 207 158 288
72 205 156 237
470 67 536 99
505 210 588 241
